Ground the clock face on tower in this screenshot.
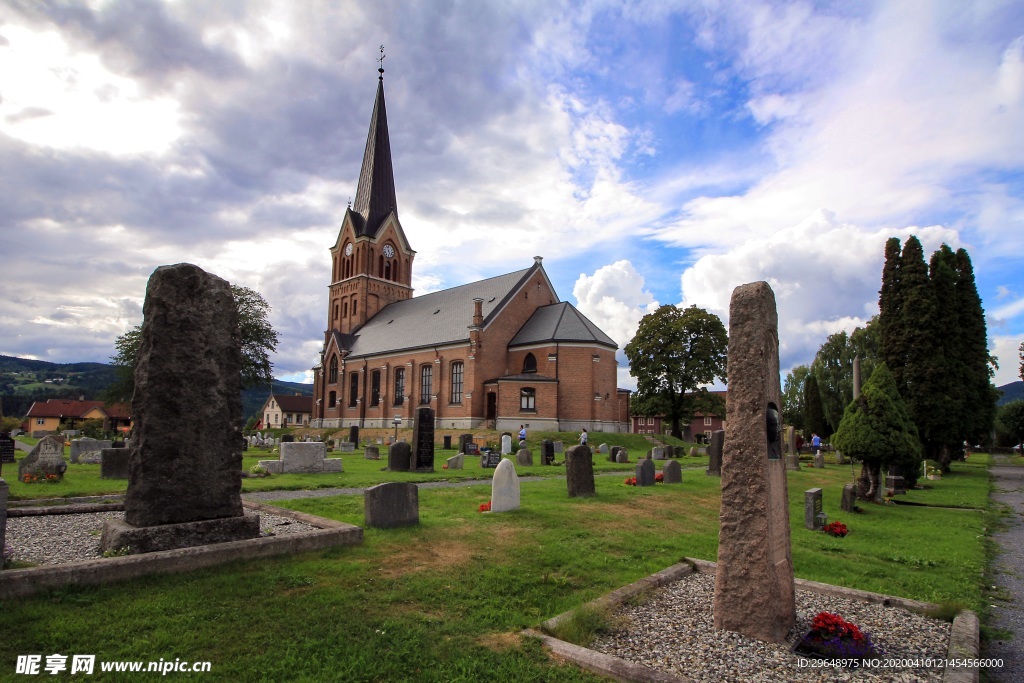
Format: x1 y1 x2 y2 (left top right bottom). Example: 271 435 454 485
383 244 395 258
344 243 353 256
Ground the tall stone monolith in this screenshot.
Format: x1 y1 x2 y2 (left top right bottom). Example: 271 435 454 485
713 281 795 643
102 264 259 554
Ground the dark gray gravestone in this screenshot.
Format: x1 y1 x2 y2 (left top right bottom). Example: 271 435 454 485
665 445 675 458
840 483 857 512
804 488 823 530
100 448 131 479
565 445 595 497
541 440 555 465
364 445 380 460
458 433 474 454
610 446 622 462
103 264 259 554
413 409 434 473
616 449 629 463
364 482 419 529
515 448 533 467
814 452 825 469
706 430 724 476
662 459 682 484
349 425 360 445
388 442 411 471
785 453 801 471
481 450 502 468
0 434 15 464
443 435 452 450
886 475 906 495
636 458 655 486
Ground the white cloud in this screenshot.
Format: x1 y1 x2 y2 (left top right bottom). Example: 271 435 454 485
991 335 1023 388
573 260 659 350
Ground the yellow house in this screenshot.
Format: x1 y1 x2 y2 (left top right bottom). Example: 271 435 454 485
258 394 313 430
25 399 132 437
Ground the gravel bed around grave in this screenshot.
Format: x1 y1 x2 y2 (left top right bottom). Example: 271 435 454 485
590 572 951 682
5 511 319 567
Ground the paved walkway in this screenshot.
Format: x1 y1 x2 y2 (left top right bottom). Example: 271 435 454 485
985 456 1024 680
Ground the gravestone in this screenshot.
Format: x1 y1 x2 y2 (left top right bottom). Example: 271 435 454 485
706 430 724 476
836 450 846 465
541 440 555 465
364 482 419 529
610 446 622 462
445 454 464 470
636 458 655 486
664 445 675 458
102 264 259 554
443 435 452 450
713 281 795 643
458 433 474 454
281 434 295 443
786 427 795 456
501 434 513 455
259 442 342 474
0 433 15 465
412 407 435 472
364 445 380 460
598 443 609 454
388 442 412 472
615 449 629 463
689 446 698 457
18 435 68 482
480 450 502 468
100 448 131 479
652 447 665 460
553 441 564 453
490 458 520 513
565 445 595 497
814 451 825 469
338 441 355 452
785 453 801 471
662 459 682 484
804 488 824 530
70 438 112 464
840 483 857 512
886 475 906 495
515 448 533 467
349 425 360 445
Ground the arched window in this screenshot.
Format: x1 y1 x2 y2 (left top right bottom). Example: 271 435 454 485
520 387 536 411
352 298 358 316
349 372 359 407
328 356 338 384
420 365 432 404
393 368 405 406
378 255 384 277
370 370 381 407
333 303 339 321
384 261 391 280
343 301 348 317
392 260 399 281
450 362 464 404
523 353 537 373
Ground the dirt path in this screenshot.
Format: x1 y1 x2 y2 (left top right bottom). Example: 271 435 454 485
985 456 1024 680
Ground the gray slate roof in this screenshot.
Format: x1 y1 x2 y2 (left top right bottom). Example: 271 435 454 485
509 302 617 348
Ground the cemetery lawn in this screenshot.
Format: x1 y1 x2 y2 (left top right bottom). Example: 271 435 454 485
0 456 992 681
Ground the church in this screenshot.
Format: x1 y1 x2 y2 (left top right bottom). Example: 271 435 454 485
310 67 629 433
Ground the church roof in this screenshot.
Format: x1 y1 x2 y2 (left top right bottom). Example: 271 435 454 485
351 76 397 238
509 302 617 349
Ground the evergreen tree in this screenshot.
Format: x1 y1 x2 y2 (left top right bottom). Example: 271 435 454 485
832 363 922 500
922 245 961 463
803 373 829 439
782 365 810 431
955 248 997 449
878 237 904 386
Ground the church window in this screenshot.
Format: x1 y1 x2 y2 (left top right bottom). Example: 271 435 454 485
328 391 336 408
343 301 348 317
520 388 536 411
333 303 339 321
384 261 391 280
420 365 432 404
522 353 537 374
394 368 405 406
352 298 358 316
370 370 381 407
450 362 464 404
349 372 359 407
329 356 338 384
378 255 384 277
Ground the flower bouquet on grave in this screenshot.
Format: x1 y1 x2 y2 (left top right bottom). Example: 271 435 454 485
655 472 665 483
624 477 637 486
793 611 879 666
478 501 491 513
823 521 848 537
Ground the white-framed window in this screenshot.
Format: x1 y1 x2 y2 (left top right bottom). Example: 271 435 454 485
704 416 712 426
450 362 464 404
520 387 536 411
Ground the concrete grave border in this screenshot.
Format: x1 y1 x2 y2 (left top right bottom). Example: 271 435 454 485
0 497 362 600
524 558 979 683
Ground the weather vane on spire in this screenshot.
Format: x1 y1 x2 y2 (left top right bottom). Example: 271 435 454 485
378 45 385 78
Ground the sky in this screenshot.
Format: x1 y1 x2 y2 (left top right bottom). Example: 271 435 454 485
1 0 1023 394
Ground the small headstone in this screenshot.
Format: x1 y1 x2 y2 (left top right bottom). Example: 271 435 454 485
616 449 629 463
445 454 464 470
662 459 682 484
388 442 412 472
886 475 906 495
338 441 356 452
706 430 723 476
814 451 825 469
610 446 621 461
804 488 824 530
349 425 360 445
840 483 857 512
664 445 675 458
501 434 513 455
0 433 16 464
480 450 502 468
785 454 801 471
836 450 846 465
541 440 555 465
100 448 131 479
553 441 564 453
598 443 609 454
443 435 452 450
515 448 533 467
652 447 665 460
458 433 474 454
364 482 418 528
689 446 698 457
412 407 435 472
18 435 68 482
364 445 380 460
636 458 656 486
278 442 342 473
490 458 520 513
70 438 105 464
565 445 595 497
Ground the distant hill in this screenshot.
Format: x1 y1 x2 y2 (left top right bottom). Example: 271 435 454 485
0 353 312 423
998 381 1023 406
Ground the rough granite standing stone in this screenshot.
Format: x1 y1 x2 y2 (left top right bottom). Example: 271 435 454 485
805 488 824 530
458 433 474 454
100 448 131 479
665 445 675 458
490 458 520 513
713 281 795 644
515 448 533 467
662 459 682 484
565 445 596 497
18 436 67 482
364 482 419 529
706 430 724 476
388 442 412 472
636 458 655 486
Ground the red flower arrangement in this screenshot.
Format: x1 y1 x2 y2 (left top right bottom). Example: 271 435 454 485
624 477 637 486
478 501 491 512
442 464 449 469
655 472 665 483
795 611 878 662
823 521 849 537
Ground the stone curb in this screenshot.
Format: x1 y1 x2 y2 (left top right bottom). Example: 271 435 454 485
8 503 124 517
530 558 979 683
0 501 362 600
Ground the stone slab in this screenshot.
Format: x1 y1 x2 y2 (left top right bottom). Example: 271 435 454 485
101 513 260 555
662 460 682 484
565 445 595 498
364 482 419 529
636 458 655 486
280 442 328 473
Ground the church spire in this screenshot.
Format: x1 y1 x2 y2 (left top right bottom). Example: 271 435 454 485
351 46 397 237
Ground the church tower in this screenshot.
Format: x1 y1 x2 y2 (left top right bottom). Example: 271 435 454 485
326 57 415 339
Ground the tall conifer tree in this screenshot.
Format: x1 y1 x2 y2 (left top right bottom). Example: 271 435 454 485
878 237 904 386
955 248 997 449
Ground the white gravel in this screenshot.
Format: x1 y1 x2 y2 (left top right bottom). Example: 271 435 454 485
4 511 318 566
591 572 952 682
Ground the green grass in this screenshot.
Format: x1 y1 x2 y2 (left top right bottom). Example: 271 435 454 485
0 450 994 681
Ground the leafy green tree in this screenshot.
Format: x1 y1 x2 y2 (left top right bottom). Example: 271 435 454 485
803 373 829 439
624 304 728 439
998 401 1024 450
106 285 279 404
782 365 810 431
832 363 922 500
